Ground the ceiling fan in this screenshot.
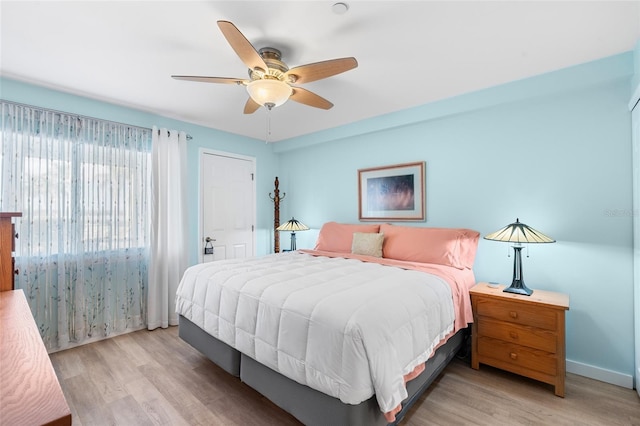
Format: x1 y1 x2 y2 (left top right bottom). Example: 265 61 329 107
172 20 358 114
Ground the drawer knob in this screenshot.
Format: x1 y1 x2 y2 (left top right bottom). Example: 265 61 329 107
509 331 518 339
509 311 518 319
510 352 518 360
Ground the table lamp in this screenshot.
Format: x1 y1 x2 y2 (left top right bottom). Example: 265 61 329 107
484 218 555 296
276 217 309 251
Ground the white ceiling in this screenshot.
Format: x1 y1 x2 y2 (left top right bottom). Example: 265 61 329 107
1 1 639 142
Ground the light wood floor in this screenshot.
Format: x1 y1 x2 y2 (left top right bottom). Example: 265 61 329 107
49 327 640 426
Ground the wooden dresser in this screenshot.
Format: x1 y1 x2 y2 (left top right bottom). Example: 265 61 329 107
0 212 21 291
470 282 570 397
0 289 72 425
0 213 72 424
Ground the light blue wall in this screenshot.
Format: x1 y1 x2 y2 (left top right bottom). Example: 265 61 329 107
634 39 640 90
275 53 635 381
0 77 280 264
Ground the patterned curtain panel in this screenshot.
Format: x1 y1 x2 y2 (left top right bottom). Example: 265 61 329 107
0 101 151 352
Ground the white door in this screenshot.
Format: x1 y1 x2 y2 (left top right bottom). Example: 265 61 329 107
200 151 255 262
632 101 640 396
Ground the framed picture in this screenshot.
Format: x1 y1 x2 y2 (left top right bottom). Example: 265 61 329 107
358 161 425 221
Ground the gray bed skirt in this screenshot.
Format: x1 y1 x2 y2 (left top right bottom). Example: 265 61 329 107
178 315 241 376
178 315 466 425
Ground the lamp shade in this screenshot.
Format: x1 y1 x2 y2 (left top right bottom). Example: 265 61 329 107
246 79 292 108
276 217 309 232
484 218 555 244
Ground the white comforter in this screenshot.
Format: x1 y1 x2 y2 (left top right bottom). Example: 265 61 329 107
175 251 455 413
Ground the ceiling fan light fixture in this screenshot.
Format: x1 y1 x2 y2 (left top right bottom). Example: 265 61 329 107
246 79 292 108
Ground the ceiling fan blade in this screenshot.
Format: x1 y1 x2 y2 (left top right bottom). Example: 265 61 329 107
172 75 246 85
217 20 268 73
290 87 333 110
285 57 358 84
244 97 261 114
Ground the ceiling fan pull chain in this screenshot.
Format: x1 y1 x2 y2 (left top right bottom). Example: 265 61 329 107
265 104 272 144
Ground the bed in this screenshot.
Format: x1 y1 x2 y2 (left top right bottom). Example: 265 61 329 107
175 222 480 425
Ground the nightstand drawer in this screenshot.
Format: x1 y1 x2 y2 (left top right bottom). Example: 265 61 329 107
477 317 557 352
477 336 557 376
476 298 557 330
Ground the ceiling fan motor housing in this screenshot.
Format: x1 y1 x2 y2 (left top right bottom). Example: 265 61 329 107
249 47 290 82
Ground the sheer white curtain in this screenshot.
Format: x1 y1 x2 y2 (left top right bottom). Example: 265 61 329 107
0 101 151 351
148 126 188 329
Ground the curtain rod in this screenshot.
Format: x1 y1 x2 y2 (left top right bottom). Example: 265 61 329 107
1 99 193 141
156 128 193 141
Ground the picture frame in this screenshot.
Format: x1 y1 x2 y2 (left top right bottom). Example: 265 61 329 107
358 161 425 221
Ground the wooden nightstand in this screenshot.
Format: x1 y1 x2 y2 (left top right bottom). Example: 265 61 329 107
470 282 570 397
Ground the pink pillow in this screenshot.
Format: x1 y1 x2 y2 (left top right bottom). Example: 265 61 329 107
380 223 479 269
315 222 381 253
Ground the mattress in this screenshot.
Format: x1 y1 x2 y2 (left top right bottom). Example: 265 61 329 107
175 251 470 416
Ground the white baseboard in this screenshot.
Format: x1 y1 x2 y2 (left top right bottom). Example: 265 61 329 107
567 359 634 389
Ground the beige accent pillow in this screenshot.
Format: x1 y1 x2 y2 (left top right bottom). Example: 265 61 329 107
351 232 384 257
